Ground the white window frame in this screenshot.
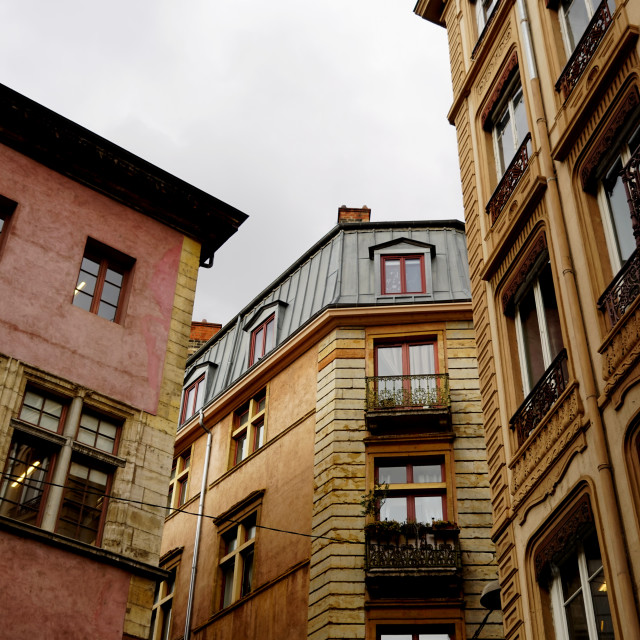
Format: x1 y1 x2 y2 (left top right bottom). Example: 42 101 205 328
549 540 609 640
476 0 499 32
558 0 597 56
492 77 528 177
514 257 561 395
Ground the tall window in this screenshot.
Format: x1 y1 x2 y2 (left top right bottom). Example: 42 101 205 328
559 0 599 55
72 239 133 323
181 375 205 425
232 391 266 466
249 314 275 366
150 566 176 640
167 448 191 515
476 0 499 32
381 255 426 295
375 341 437 407
492 78 529 176
219 511 257 608
548 529 613 640
376 458 447 524
0 386 122 546
515 260 564 394
598 123 640 273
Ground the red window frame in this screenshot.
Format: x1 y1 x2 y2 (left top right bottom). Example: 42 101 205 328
181 375 205 424
381 254 426 295
374 340 438 377
249 315 275 366
375 458 447 523
72 239 134 323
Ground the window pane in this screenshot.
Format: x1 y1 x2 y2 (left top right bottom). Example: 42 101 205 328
384 259 401 293
234 432 247 465
404 258 423 293
539 263 564 360
100 281 121 307
415 496 444 523
254 421 264 450
81 257 100 277
221 561 235 607
496 108 515 173
562 0 591 51
253 327 264 359
264 318 275 354
224 529 238 553
604 159 636 263
519 286 545 388
105 267 123 288
409 344 435 376
377 346 403 377
73 290 94 312
97 301 117 321
20 391 63 432
413 464 442 483
565 591 590 640
560 550 582 601
241 548 254 597
0 437 51 525
380 496 408 521
378 465 407 484
512 86 528 149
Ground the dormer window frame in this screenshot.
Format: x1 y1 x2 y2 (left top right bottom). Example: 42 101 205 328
179 362 215 429
243 300 288 368
370 239 435 300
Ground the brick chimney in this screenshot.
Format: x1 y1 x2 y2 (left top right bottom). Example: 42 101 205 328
338 205 371 224
189 320 221 355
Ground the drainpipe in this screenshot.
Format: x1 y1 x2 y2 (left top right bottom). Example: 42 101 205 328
184 410 212 640
516 4 640 635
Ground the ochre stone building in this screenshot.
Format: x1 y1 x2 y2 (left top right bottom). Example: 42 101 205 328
415 0 640 638
159 208 502 640
0 84 247 640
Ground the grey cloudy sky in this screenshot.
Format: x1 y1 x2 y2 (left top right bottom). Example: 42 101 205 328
1 0 463 325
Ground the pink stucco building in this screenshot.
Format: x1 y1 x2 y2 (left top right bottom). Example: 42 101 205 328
0 83 247 640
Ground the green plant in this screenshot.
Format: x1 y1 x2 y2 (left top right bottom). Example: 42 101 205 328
360 482 389 518
431 519 458 529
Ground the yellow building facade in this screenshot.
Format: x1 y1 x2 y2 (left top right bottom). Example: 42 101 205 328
415 0 640 638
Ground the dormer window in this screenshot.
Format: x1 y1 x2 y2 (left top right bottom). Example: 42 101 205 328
381 255 426 295
249 314 275 366
181 375 205 425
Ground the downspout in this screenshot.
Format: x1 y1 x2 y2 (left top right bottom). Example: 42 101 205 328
184 410 213 640
516 2 640 635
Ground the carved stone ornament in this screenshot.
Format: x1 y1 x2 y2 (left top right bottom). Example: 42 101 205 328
533 494 593 580
601 296 640 391
481 51 519 129
580 85 640 191
477 28 513 95
501 231 547 313
511 383 582 499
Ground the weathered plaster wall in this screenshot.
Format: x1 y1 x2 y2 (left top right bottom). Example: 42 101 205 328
0 142 186 414
0 531 131 640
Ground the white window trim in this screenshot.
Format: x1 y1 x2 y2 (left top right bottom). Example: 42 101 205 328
492 77 525 176
558 0 596 57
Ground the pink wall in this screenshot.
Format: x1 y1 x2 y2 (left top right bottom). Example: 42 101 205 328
0 531 131 639
0 143 186 413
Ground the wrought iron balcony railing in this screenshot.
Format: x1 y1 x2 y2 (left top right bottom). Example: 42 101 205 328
510 349 569 447
555 0 614 100
486 133 532 225
598 248 640 327
365 374 450 412
366 523 460 572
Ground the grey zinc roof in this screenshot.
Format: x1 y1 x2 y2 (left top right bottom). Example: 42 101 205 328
183 220 470 414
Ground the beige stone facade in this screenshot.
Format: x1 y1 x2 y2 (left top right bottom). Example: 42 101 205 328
415 0 640 638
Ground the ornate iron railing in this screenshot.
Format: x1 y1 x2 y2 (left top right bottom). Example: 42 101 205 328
365 374 450 411
555 0 614 100
598 248 640 327
486 133 532 225
366 525 460 571
510 349 569 446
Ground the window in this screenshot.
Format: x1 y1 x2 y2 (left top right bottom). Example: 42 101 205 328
559 0 599 55
150 566 176 640
598 122 640 273
0 194 16 246
375 341 437 407
548 529 613 640
514 259 564 394
376 458 447 524
72 239 133 322
231 391 266 466
180 375 205 424
0 386 123 546
249 314 275 366
492 77 529 176
167 448 191 514
381 255 426 295
219 511 257 608
476 0 499 32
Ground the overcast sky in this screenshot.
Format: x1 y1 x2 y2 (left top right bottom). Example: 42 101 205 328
1 0 463 326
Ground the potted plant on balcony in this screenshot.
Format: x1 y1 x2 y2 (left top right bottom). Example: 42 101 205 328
431 519 459 531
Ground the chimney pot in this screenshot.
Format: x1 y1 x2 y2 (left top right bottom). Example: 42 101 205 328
338 205 371 224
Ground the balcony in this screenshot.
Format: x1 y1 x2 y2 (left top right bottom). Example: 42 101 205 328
510 350 569 447
555 0 614 101
365 521 461 598
486 133 532 226
365 373 451 431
